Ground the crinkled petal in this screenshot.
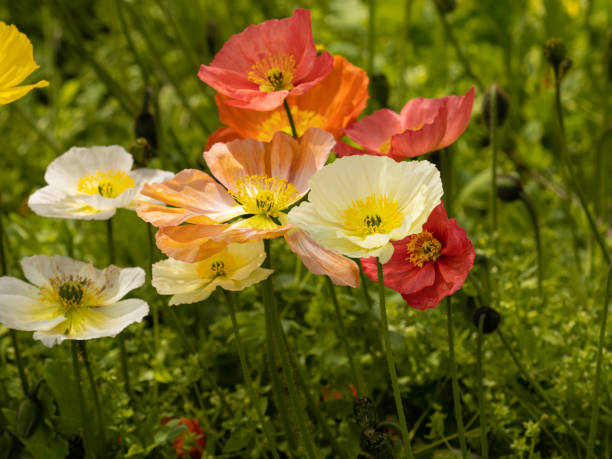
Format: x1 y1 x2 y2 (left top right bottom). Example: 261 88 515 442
28 186 116 220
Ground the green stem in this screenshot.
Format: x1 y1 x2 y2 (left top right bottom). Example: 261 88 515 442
146 223 159 351
489 84 498 240
586 263 612 458
283 100 298 138
106 219 116 265
440 147 454 217
376 259 414 458
497 328 587 448
520 192 544 300
447 296 468 458
224 290 279 458
368 0 376 77
78 341 105 453
326 277 365 396
265 242 317 459
357 259 373 310
476 313 488 458
71 341 94 455
554 71 610 265
262 241 299 453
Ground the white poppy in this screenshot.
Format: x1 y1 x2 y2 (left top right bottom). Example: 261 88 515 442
28 145 174 220
152 240 273 305
287 155 443 263
0 255 149 347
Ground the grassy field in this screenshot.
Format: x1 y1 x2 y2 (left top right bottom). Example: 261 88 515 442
0 0 611 457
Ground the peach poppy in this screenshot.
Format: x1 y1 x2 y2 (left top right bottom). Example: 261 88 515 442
205 55 369 148
198 9 333 111
137 128 360 287
361 203 475 309
335 88 475 160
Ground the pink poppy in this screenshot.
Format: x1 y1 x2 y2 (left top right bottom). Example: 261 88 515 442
335 88 475 160
198 9 333 111
361 203 474 309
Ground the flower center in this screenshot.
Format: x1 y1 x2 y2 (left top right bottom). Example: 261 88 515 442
406 231 442 267
257 107 324 141
39 276 99 314
197 254 235 280
230 175 298 217
77 170 135 198
248 54 296 92
379 140 391 154
343 195 403 237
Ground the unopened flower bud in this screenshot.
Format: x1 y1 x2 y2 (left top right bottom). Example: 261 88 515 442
134 88 157 150
472 306 501 334
206 20 220 57
497 174 523 202
482 84 510 127
371 74 389 108
360 428 393 458
15 396 41 438
353 396 377 428
544 38 566 69
434 0 457 14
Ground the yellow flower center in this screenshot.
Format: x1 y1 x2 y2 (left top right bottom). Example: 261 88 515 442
257 107 324 141
343 195 403 237
77 170 135 198
230 175 298 217
379 140 391 154
39 276 100 313
197 253 235 279
248 54 296 92
406 231 442 267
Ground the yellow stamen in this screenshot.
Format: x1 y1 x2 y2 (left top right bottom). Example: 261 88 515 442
77 170 135 198
230 175 298 217
379 140 391 154
197 253 235 279
258 107 324 141
406 231 442 267
343 195 403 237
248 54 296 92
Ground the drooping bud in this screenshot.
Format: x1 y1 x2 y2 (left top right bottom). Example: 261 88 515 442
371 74 390 108
353 396 377 428
482 84 510 128
497 174 523 202
434 0 457 14
544 38 566 68
359 428 394 458
472 306 501 334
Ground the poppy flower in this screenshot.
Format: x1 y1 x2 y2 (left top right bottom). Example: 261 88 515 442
161 417 206 458
0 21 49 104
138 128 360 287
152 241 273 305
198 9 333 111
288 155 443 263
28 146 174 220
0 255 149 347
361 203 475 309
205 55 369 147
335 88 475 160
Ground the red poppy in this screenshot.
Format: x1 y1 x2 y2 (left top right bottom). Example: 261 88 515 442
161 417 206 458
361 203 474 309
198 9 333 111
335 88 474 160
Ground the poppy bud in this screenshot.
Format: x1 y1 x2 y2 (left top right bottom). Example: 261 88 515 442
482 84 509 128
545 38 566 67
360 428 393 458
130 137 153 168
606 28 612 82
472 306 501 334
206 20 220 57
497 174 523 202
353 396 377 428
15 397 41 438
371 74 390 108
134 88 157 150
434 0 457 14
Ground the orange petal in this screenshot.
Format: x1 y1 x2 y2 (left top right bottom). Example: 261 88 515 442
285 228 360 288
136 201 214 227
155 225 231 262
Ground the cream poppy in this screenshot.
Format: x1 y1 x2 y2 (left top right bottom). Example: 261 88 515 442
152 241 273 305
287 155 443 263
28 146 174 220
0 255 149 347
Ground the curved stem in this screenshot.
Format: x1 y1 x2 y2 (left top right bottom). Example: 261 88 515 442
376 258 414 458
283 100 298 138
326 277 366 395
586 263 612 458
477 314 488 458
224 290 280 459
497 328 587 448
520 192 544 299
78 341 105 452
447 296 468 458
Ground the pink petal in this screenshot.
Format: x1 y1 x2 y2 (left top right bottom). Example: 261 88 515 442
438 87 475 149
344 109 403 151
390 105 447 157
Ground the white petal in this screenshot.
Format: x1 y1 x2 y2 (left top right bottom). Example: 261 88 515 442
219 268 273 291
169 285 217 305
28 186 116 220
77 187 137 211
97 266 146 305
225 240 267 280
21 255 90 287
152 259 206 295
44 146 133 194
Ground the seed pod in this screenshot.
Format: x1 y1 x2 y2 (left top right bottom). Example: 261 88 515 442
497 174 523 202
472 306 501 334
360 428 393 458
371 74 389 108
353 396 377 428
434 0 457 14
15 397 41 438
482 84 510 128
